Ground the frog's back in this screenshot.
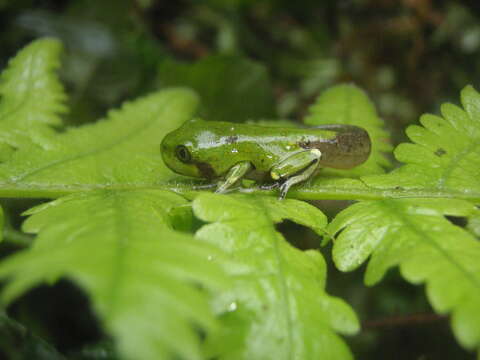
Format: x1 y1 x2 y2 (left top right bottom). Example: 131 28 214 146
209 122 371 170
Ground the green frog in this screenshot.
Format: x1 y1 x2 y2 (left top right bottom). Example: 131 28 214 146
161 119 371 198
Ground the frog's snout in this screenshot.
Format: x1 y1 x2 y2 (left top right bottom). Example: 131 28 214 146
160 132 202 179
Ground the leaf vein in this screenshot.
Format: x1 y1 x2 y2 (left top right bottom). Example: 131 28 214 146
384 202 480 291
438 140 480 188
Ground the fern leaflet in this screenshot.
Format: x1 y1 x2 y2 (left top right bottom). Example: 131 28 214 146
194 194 359 360
0 190 228 360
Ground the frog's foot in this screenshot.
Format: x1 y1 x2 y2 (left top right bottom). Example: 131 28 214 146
278 161 318 199
279 182 289 200
215 161 252 194
270 149 322 200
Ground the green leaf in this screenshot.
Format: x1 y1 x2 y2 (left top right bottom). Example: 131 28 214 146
194 193 359 360
328 198 480 349
0 38 67 148
0 88 199 198
364 85 480 196
158 56 275 122
304 84 392 176
0 190 228 360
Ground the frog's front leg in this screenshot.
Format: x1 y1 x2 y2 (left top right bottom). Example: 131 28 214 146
270 149 322 199
215 161 253 194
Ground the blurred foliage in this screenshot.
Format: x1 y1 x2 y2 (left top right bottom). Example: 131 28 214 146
2 0 479 133
158 56 275 122
0 0 479 359
0 311 64 360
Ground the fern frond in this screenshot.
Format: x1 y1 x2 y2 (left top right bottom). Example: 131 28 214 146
328 198 480 349
0 190 228 360
0 88 199 197
194 194 359 360
364 85 480 196
0 38 67 148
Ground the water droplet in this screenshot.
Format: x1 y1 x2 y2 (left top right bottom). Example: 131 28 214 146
228 302 237 311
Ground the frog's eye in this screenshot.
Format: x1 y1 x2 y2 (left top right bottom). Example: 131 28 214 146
175 145 192 163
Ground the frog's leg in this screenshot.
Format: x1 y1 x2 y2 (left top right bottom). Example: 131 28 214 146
270 149 322 199
215 161 253 194
278 161 319 199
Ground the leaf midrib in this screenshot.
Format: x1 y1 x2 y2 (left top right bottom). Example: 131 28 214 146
257 202 295 360
104 193 129 321
1 180 480 201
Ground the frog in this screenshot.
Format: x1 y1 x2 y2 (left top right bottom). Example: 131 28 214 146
161 118 371 199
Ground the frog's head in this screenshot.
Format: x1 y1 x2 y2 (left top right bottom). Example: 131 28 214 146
161 119 217 179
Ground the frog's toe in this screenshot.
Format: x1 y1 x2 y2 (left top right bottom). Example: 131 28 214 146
259 182 280 191
278 182 290 200
215 183 229 194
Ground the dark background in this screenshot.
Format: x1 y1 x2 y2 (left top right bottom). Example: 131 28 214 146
0 0 478 359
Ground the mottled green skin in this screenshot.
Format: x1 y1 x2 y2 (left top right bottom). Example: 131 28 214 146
161 119 371 180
